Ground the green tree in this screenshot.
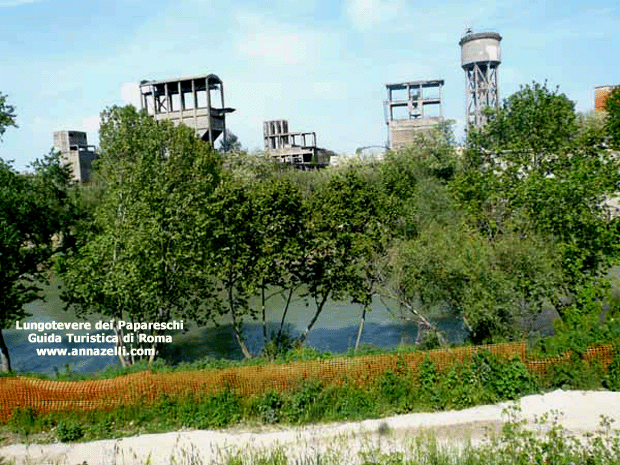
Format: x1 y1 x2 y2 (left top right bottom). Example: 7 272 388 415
218 130 242 153
0 93 75 372
0 151 74 372
604 86 620 149
467 81 578 169
381 121 458 240
60 105 222 366
198 179 259 359
387 218 561 344
454 81 620 326
0 92 17 141
251 178 306 353
295 169 388 345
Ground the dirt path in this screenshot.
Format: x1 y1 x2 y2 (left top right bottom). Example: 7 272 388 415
2 389 619 465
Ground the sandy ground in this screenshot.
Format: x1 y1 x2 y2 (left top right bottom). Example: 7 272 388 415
2 389 620 465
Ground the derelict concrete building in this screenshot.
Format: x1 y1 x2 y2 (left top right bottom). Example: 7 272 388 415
139 73 235 146
53 131 97 183
263 119 329 168
385 80 444 150
460 31 502 129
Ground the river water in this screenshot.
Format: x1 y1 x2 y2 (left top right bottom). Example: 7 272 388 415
4 279 467 376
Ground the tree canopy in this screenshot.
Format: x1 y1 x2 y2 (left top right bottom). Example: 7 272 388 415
60 105 222 365
0 93 17 141
605 86 620 149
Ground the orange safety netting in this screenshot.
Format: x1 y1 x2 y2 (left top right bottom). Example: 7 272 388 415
0 341 615 422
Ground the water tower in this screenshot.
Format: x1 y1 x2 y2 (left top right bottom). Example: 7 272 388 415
459 31 502 128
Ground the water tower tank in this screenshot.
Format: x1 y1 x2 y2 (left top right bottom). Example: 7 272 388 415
459 32 502 128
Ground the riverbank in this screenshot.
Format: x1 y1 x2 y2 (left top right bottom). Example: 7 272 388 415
2 389 619 465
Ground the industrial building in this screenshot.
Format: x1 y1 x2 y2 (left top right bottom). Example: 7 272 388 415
460 31 502 129
53 131 97 184
384 80 445 150
139 73 235 146
596 85 617 112
263 119 330 168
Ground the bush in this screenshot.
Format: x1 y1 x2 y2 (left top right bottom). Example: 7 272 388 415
283 380 323 423
183 390 242 429
547 353 604 390
470 351 538 401
258 391 283 424
56 420 84 442
8 407 37 436
603 350 620 391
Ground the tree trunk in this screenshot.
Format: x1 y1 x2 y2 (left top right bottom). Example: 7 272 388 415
148 340 159 364
298 290 330 345
0 329 12 372
229 284 252 359
354 305 367 351
277 287 294 345
113 318 129 368
379 294 447 347
261 280 267 347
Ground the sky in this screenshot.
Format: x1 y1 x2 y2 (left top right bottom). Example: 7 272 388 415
0 0 618 171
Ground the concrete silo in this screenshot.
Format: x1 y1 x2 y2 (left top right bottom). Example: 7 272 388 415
459 31 502 128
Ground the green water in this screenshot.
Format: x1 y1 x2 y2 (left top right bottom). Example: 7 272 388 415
4 279 466 375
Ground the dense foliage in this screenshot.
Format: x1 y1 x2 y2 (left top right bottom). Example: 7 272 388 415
3 79 620 368
605 85 620 150
0 93 76 372
54 86 620 358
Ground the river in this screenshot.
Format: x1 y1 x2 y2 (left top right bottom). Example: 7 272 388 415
4 279 467 376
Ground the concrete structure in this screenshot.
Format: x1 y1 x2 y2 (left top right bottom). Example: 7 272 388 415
596 85 617 112
263 119 329 168
139 73 235 146
53 131 97 183
384 80 444 150
460 31 502 129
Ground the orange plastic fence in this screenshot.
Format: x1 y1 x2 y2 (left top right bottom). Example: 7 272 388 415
0 341 614 422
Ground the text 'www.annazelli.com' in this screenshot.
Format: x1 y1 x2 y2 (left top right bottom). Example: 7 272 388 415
35 347 156 357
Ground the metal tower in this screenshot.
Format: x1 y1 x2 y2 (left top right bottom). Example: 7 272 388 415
459 31 502 129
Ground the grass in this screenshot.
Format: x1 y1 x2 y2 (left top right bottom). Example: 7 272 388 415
2 406 620 464
0 344 618 448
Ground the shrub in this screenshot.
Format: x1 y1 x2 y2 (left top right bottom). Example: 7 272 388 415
603 349 620 391
8 407 37 436
56 420 84 442
283 380 322 423
258 391 283 424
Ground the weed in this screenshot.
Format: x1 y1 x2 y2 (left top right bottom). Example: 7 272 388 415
56 420 84 442
603 349 620 391
258 391 283 424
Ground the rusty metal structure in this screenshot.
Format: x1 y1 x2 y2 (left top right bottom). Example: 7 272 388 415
460 31 502 129
53 131 97 183
384 80 444 150
139 73 235 146
263 119 329 168
595 85 617 112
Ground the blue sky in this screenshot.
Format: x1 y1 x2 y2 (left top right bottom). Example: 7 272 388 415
0 0 618 171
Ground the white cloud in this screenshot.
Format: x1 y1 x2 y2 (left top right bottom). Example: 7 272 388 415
238 31 318 66
345 0 401 31
0 0 43 6
233 12 326 67
80 115 101 134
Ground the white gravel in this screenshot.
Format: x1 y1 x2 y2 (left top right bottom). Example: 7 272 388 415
2 389 619 465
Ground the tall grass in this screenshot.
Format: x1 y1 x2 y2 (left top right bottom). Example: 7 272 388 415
6 406 618 465
2 349 619 446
